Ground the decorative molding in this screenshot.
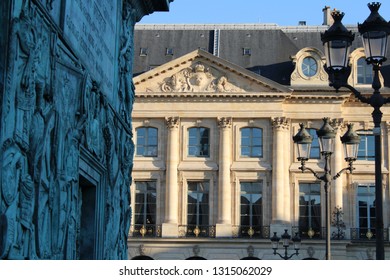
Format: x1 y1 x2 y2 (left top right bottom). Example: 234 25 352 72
165 116 180 129
217 117 232 129
271 117 289 130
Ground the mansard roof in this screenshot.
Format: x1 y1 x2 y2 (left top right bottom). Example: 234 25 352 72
133 24 390 87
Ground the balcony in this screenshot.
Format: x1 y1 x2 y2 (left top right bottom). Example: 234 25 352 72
232 225 270 239
178 225 216 238
350 228 389 241
129 224 161 238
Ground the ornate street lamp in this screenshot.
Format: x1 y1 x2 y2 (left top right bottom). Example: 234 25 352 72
293 118 360 260
321 2 390 260
271 229 301 260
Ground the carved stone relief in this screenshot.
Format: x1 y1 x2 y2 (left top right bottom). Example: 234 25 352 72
1 0 135 260
160 62 244 93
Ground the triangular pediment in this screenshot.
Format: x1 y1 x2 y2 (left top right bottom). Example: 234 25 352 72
133 49 292 96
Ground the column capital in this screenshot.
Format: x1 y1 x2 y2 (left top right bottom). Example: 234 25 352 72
271 117 289 130
165 116 180 129
217 117 232 129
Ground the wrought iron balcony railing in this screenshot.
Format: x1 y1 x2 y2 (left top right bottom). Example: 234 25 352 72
178 225 216 238
232 225 270 239
129 224 161 238
350 228 389 241
292 226 326 239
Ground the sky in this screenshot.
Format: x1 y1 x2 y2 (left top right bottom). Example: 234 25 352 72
139 0 390 26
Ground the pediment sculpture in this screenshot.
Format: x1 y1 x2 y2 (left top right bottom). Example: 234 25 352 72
160 62 244 93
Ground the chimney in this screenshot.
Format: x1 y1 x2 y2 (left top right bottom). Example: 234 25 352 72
322 6 334 26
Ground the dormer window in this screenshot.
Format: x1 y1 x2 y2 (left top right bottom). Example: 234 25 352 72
140 48 148 56
290 47 328 86
166 48 174 56
243 48 251 56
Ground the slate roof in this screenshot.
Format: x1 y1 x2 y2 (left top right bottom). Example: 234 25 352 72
133 24 390 87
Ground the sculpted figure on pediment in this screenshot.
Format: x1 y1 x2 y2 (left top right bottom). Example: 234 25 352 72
161 62 242 93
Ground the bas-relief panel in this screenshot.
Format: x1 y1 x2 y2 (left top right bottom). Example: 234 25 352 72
1 0 134 260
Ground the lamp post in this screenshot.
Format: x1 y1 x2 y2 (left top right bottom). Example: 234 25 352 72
321 2 390 260
270 229 301 260
293 118 360 260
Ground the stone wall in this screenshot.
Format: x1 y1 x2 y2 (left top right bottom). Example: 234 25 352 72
0 0 173 260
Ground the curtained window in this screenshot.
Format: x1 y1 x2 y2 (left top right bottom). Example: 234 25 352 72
133 181 157 236
357 185 376 239
240 181 263 237
187 181 209 227
188 127 210 157
299 183 321 238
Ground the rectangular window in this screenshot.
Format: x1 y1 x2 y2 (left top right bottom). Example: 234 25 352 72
308 128 320 159
133 181 157 237
187 181 209 237
357 185 376 239
136 127 158 157
240 181 263 238
357 131 375 161
188 127 210 157
357 58 373 84
243 48 251 56
299 182 321 238
241 127 263 157
165 48 174 56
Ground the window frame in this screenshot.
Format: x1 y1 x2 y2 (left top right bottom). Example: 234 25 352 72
132 181 157 237
356 184 376 239
239 181 263 238
356 130 375 161
136 126 158 157
240 127 263 158
298 182 322 239
187 126 210 158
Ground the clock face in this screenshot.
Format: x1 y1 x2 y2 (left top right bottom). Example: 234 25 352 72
302 57 318 77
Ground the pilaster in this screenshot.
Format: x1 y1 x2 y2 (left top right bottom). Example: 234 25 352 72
271 117 290 224
216 117 233 237
162 116 180 237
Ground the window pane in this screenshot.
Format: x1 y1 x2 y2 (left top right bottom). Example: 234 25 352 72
299 183 321 238
136 127 158 157
240 181 262 227
357 132 375 161
240 127 263 158
188 127 210 157
308 129 320 159
187 181 209 227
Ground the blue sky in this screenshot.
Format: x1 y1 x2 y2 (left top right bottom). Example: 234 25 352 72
139 0 390 26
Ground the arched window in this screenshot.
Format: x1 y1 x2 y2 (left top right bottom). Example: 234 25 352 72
136 127 158 157
188 127 210 157
240 127 263 158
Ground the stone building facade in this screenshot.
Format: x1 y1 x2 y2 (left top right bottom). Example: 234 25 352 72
0 0 173 260
128 19 390 259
